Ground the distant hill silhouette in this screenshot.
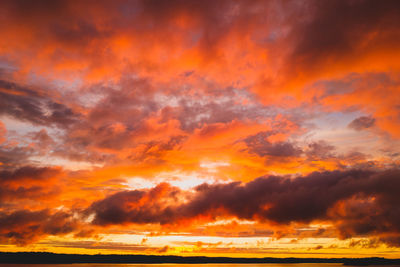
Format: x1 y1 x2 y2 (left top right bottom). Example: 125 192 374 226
0 252 400 265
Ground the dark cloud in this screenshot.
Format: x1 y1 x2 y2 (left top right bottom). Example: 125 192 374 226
0 166 62 202
0 165 61 183
306 141 335 160
0 209 78 245
379 236 400 247
88 183 181 225
88 169 400 246
329 170 400 241
0 80 79 127
0 145 34 168
2 0 110 48
243 131 302 158
289 0 400 73
6 0 68 18
348 238 380 249
130 135 187 162
348 116 376 131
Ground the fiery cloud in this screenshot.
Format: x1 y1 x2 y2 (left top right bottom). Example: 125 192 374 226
0 0 399 257
87 169 400 246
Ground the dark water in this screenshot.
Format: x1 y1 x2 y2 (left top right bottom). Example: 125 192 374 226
0 264 395 267
0 264 347 267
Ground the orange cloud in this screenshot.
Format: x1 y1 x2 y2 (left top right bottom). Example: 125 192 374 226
0 0 400 256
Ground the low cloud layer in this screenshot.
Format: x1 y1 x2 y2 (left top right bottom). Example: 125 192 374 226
0 209 79 245
88 169 400 246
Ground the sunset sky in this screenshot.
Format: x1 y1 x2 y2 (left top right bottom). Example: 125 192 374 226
1 0 400 258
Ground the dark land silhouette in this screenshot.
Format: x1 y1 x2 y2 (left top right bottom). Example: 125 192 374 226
0 252 400 265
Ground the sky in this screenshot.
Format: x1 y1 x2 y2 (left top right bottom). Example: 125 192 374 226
0 0 400 258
